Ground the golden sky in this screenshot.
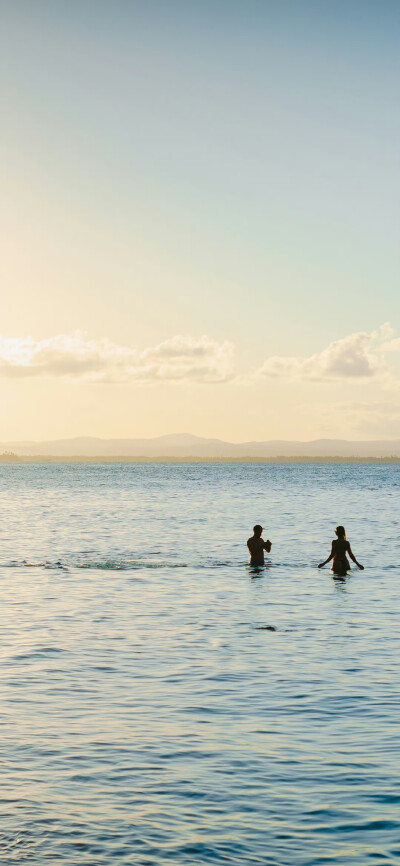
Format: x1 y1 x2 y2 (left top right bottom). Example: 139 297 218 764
2 1 399 441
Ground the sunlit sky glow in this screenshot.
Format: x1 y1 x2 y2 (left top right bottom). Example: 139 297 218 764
1 0 399 441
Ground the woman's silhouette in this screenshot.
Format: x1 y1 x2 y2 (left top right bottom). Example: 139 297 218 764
318 525 364 576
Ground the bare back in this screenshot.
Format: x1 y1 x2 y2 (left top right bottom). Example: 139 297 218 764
332 538 350 556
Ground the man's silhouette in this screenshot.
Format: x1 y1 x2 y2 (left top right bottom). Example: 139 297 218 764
247 525 272 566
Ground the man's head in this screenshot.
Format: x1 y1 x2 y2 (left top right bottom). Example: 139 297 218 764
253 524 263 537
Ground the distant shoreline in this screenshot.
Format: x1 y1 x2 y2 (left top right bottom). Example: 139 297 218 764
1 455 400 464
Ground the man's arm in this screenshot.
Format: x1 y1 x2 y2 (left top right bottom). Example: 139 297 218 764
263 540 272 553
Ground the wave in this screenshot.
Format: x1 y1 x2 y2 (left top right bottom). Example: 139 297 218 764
0 554 268 572
2 555 385 573
78 557 189 570
0 557 189 571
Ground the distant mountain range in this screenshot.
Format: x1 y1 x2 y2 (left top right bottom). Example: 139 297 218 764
1 434 400 458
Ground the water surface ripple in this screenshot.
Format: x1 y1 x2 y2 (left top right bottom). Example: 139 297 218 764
0 463 399 864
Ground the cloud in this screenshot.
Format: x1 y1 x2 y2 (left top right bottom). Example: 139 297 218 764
138 335 234 382
380 338 400 354
1 324 398 388
257 325 394 382
0 333 235 384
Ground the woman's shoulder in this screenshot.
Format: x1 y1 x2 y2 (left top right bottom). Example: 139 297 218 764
332 538 348 548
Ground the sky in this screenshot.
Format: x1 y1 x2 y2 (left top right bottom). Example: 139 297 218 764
1 0 399 442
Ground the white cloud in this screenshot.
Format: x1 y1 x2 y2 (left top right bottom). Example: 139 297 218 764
257 325 394 382
380 338 400 354
138 335 234 382
0 333 235 384
1 324 398 389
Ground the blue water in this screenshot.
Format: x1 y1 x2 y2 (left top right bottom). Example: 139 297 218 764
0 462 399 865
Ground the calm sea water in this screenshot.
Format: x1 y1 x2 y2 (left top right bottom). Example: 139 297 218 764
0 462 399 865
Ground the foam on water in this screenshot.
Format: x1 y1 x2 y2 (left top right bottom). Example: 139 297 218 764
0 462 399 864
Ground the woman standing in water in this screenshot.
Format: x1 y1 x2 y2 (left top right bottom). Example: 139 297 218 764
318 525 364 575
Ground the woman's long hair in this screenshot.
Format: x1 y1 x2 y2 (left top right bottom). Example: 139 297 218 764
335 525 346 539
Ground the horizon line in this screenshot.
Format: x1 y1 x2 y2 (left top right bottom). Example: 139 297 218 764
1 454 400 464
2 434 400 445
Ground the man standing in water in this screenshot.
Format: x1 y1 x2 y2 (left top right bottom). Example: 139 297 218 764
247 525 272 566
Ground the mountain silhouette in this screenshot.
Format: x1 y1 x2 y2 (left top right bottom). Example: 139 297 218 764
2 434 399 458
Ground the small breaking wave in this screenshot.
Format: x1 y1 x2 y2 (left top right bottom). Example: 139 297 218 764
0 556 189 572
0 555 317 573
0 555 257 572
78 557 188 570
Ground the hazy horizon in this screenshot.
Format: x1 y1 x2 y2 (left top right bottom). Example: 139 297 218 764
3 431 400 459
3 431 400 444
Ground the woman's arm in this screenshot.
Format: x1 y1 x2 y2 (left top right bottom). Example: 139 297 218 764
347 543 364 570
318 543 334 568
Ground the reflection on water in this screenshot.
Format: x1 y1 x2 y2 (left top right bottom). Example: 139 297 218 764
332 574 348 591
0 462 399 864
248 563 271 578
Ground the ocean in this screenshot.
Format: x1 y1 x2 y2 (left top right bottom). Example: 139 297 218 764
0 462 399 864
